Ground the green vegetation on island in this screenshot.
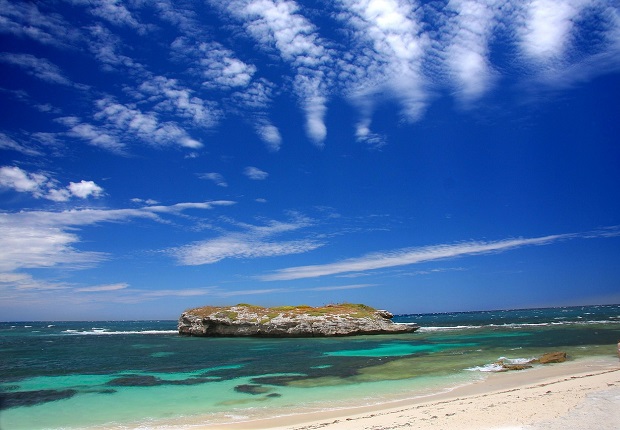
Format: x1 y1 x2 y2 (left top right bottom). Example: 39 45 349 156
185 303 378 322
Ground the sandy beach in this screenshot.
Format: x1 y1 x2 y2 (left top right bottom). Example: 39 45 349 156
205 356 620 430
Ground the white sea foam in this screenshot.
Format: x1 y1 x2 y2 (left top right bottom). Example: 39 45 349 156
466 363 504 372
416 319 619 332
466 356 535 372
418 325 482 332
62 329 178 335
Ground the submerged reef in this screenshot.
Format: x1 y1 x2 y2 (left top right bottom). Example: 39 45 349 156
178 303 419 337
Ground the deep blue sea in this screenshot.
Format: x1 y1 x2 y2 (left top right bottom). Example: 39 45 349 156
1 305 619 429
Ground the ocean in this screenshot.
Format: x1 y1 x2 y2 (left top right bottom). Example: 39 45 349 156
1 304 619 429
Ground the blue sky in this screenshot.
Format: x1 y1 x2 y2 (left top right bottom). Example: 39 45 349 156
1 0 619 321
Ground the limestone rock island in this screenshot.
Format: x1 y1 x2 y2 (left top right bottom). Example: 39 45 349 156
178 303 419 337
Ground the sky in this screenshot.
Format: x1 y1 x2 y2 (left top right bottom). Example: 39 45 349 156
1 0 619 321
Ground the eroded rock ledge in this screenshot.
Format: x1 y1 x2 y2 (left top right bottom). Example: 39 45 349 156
178 303 419 337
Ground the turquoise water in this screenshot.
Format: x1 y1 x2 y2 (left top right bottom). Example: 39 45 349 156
1 305 619 429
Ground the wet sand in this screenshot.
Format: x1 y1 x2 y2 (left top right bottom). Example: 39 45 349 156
203 356 619 430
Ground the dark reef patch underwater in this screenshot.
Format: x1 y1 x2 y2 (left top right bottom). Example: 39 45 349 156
1 305 619 429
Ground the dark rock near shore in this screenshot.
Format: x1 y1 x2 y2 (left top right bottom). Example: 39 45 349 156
494 351 568 372
500 363 534 371
178 303 419 337
535 351 567 364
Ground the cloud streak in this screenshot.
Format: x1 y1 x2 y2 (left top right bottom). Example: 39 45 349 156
171 216 323 265
0 53 81 87
244 166 269 180
0 200 235 273
260 228 620 281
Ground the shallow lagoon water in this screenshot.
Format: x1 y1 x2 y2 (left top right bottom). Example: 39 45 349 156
1 305 619 429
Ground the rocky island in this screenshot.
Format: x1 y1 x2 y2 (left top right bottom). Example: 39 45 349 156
178 303 419 337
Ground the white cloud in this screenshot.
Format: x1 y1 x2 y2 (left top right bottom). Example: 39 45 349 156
441 0 501 104
244 166 269 180
230 79 282 150
174 236 322 265
518 0 591 63
137 76 220 128
198 172 228 187
170 216 323 265
62 121 127 154
68 180 105 198
260 228 620 281
0 272 70 292
0 200 235 275
144 201 235 214
0 53 75 86
0 0 82 48
0 166 104 202
217 0 332 146
0 132 43 156
335 0 428 143
0 217 105 272
169 35 281 150
256 122 282 151
61 96 205 151
0 166 47 193
131 197 159 205
514 1 620 88
70 0 149 34
200 49 257 88
75 283 129 292
86 24 145 72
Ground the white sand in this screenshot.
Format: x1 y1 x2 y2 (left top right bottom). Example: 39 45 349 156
203 356 619 430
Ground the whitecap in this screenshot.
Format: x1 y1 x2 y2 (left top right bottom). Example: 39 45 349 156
62 330 178 336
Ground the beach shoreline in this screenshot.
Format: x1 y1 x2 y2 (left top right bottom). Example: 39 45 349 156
191 355 620 430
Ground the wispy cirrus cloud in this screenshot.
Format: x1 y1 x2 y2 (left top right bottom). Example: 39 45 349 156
170 216 323 265
0 0 82 48
260 228 620 281
199 172 228 187
0 132 43 156
0 53 85 88
0 200 235 274
214 0 332 147
244 166 269 180
59 119 127 154
58 95 205 153
169 36 283 151
69 0 150 34
86 24 146 73
229 79 283 151
75 282 129 292
94 96 203 149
